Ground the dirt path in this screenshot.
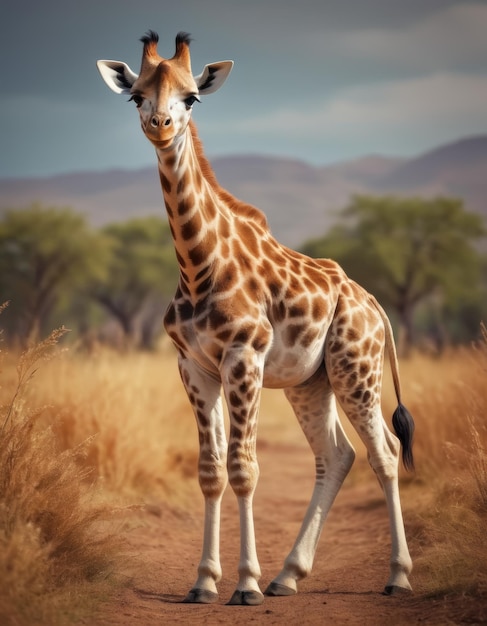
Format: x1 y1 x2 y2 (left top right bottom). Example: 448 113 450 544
94 441 482 625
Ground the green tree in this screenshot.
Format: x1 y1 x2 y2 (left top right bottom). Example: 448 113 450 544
92 216 177 349
0 204 108 342
302 195 486 354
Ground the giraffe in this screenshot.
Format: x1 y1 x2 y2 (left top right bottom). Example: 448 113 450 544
97 31 415 606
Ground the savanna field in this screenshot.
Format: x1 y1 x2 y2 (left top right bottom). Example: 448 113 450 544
1 315 487 625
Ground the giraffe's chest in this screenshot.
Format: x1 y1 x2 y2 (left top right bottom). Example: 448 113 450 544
165 298 328 388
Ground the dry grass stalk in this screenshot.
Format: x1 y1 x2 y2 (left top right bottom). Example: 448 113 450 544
0 326 120 625
1 325 69 434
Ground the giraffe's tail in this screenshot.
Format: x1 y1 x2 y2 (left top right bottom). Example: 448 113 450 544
370 295 415 472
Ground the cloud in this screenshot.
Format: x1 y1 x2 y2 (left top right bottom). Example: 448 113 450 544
321 73 487 139
320 3 487 73
225 72 487 157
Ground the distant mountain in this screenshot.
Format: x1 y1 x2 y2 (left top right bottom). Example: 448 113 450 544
1 135 486 247
377 136 487 191
0 167 164 227
322 154 406 185
362 136 487 221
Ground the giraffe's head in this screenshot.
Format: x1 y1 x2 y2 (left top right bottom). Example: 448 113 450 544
97 32 233 150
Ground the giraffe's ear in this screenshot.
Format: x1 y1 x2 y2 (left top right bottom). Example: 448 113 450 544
96 60 139 95
194 61 234 96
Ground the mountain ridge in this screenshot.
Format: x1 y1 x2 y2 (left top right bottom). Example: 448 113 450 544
1 135 486 247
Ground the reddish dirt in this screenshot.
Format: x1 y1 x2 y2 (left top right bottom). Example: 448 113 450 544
94 440 485 625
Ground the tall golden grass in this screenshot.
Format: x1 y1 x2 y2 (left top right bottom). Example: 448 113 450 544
0 322 123 625
1 310 486 622
399 327 487 601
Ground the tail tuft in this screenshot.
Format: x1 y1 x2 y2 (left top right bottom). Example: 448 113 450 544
392 403 415 472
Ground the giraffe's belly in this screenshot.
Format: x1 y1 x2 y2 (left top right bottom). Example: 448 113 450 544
262 329 326 389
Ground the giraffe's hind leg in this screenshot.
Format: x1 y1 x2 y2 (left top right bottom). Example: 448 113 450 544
265 366 355 596
325 297 413 593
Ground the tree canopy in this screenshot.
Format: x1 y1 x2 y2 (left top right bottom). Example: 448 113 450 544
92 216 178 348
302 195 486 353
0 204 108 341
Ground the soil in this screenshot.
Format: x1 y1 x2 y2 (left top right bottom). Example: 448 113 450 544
94 440 486 625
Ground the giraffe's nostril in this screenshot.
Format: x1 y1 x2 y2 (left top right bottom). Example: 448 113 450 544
151 115 171 128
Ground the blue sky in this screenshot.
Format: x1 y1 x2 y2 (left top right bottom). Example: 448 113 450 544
1 0 486 178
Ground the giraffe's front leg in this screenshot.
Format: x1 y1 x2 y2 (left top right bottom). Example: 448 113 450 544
177 356 227 604
223 351 265 606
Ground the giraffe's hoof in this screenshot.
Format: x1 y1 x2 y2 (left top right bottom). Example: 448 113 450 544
226 589 265 606
383 585 413 596
264 581 297 596
182 588 219 604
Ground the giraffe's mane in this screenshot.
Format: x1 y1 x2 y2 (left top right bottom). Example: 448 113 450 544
189 122 269 230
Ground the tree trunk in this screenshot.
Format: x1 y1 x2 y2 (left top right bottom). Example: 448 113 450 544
93 294 139 350
117 313 138 350
397 305 415 358
139 300 165 351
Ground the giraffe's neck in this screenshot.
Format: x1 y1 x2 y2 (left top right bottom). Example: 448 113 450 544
155 122 222 300
156 121 269 302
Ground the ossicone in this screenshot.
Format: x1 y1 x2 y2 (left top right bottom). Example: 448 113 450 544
139 30 192 72
173 31 192 68
175 32 192 52
140 30 160 60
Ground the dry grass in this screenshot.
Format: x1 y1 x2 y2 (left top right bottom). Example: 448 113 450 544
397 327 487 603
1 312 487 621
23 346 200 503
0 324 121 625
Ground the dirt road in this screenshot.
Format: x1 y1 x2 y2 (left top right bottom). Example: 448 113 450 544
94 440 484 625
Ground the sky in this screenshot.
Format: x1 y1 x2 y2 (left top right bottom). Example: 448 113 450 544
1 0 486 178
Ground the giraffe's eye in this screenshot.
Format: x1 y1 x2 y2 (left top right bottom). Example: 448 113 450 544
184 94 200 109
129 94 144 108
